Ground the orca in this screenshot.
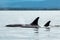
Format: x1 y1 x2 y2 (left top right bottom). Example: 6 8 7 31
6 17 40 28
44 21 51 29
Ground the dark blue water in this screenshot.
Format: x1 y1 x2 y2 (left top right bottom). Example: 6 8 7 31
0 0 59 9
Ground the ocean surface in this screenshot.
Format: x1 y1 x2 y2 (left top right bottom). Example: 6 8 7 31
0 11 60 40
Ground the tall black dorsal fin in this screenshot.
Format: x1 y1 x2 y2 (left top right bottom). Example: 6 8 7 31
44 21 51 27
30 17 39 25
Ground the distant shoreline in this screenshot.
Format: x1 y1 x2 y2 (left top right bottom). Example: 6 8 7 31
0 8 60 10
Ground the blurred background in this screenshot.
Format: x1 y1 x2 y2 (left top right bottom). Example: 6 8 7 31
0 0 59 10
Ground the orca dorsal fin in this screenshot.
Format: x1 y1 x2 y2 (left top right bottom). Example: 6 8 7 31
44 21 51 27
30 17 39 25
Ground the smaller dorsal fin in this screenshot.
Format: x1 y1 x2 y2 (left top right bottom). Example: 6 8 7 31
30 17 39 25
44 21 51 27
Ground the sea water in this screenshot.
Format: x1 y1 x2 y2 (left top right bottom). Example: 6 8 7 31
0 11 60 40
